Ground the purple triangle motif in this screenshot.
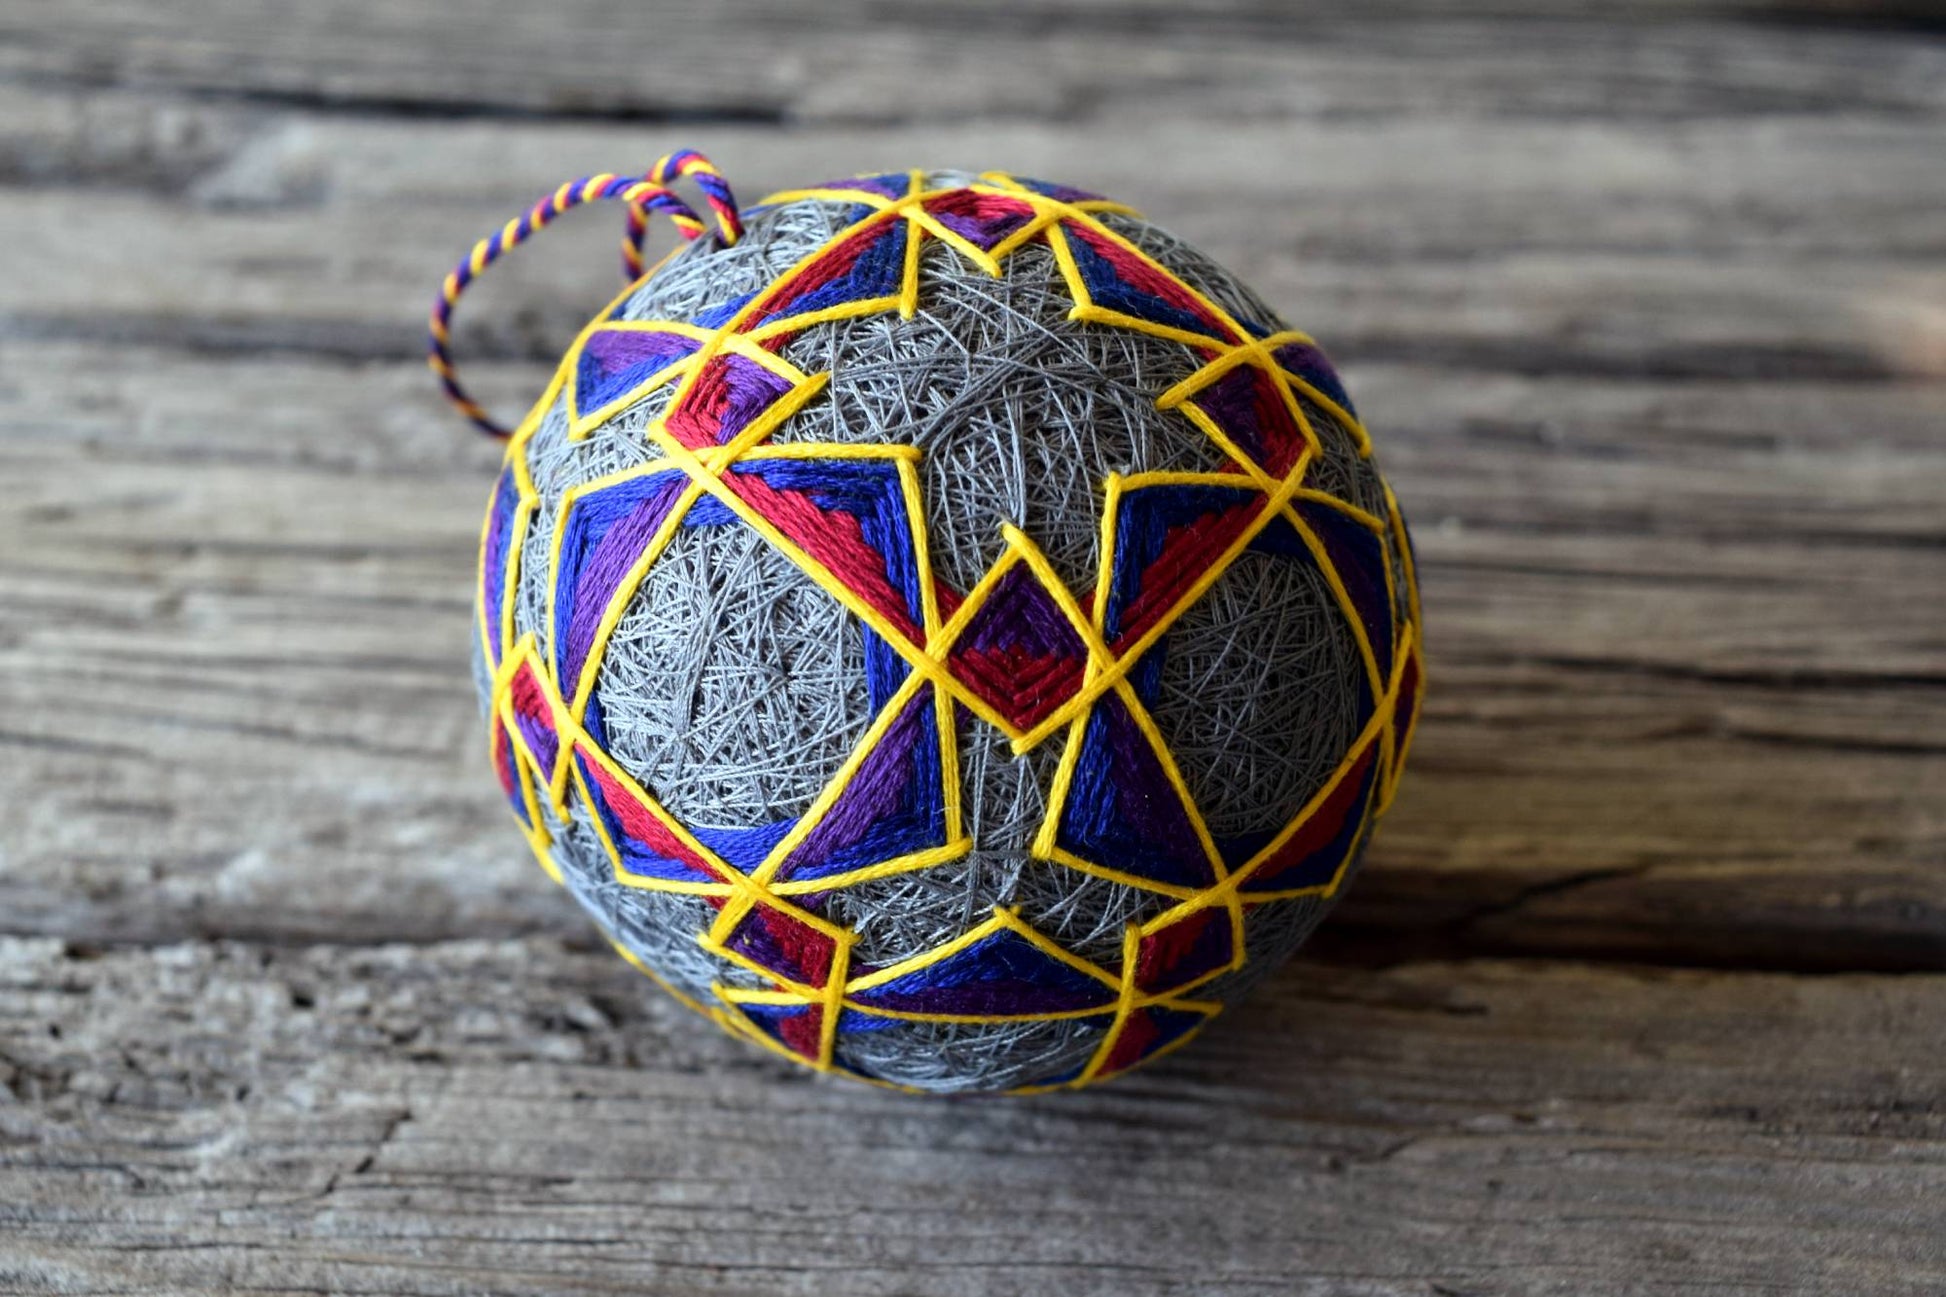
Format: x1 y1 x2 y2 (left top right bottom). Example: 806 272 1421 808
1054 693 1216 890
947 563 1090 732
848 926 1117 1017
575 328 699 420
771 686 944 884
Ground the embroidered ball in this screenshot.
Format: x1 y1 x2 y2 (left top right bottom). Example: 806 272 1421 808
473 169 1423 1093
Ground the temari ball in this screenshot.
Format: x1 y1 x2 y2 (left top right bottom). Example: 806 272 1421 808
453 159 1424 1094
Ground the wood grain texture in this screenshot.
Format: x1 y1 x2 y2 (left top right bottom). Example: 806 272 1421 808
3 111 1939 967
1 1 1943 1292
3 939 1943 1297
14 0 1946 125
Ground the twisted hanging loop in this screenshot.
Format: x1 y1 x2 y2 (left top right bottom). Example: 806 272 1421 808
429 151 742 440
654 149 745 244
624 149 745 277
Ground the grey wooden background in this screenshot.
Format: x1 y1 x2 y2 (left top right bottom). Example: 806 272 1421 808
3 2 1944 1294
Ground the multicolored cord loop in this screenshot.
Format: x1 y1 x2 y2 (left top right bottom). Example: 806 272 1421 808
627 148 744 277
429 150 743 440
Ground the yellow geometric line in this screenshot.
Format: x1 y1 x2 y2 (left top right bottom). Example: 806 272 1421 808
831 1004 1112 1026
1090 472 1126 635
548 475 706 729
1283 507 1387 704
1007 466 1311 753
820 940 849 1066
899 454 965 843
473 470 502 670
734 440 923 463
1279 369 1375 457
1038 844 1205 901
482 480 536 673
1031 709 1091 862
683 369 835 471
1024 677 1230 902
492 638 877 969
1042 222 1095 321
1290 487 1389 534
568 755 730 899
1377 626 1425 818
606 935 717 1021
1056 200 1268 349
710 996 828 1071
714 985 809 1007
756 185 900 211
839 908 1016 994
1385 480 1423 629
1076 926 1144 1085
899 456 944 641
1151 330 1318 409
698 908 856 1003
843 907 1122 997
639 420 1041 746
898 170 925 316
1070 304 1231 352
743 294 906 345
766 838 971 896
902 206 1004 277
1111 676 1229 884
745 667 933 888
998 523 1117 674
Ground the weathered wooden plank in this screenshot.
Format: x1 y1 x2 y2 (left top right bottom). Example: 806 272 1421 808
1 337 1939 968
7 1 1945 125
1 936 1940 1296
5 108 1944 386
4 7 1943 1293
3 115 1941 966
